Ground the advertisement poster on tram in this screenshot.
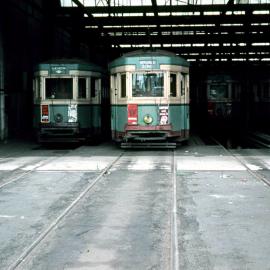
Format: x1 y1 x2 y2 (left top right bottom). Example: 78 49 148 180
41 104 49 123
128 104 138 125
159 106 168 125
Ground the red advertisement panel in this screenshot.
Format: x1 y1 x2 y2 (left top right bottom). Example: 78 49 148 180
128 104 138 125
41 104 49 123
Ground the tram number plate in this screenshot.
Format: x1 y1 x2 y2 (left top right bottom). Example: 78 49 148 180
128 104 138 125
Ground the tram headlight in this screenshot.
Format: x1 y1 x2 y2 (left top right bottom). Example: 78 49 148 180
55 113 63 123
143 114 153 125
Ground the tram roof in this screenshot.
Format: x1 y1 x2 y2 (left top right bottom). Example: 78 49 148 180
35 58 105 73
108 49 190 69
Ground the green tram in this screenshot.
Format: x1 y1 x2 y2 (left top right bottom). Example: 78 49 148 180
33 59 105 143
109 50 190 148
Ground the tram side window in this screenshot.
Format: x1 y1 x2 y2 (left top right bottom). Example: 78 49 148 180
91 77 98 98
208 84 228 100
170 73 177 97
45 78 73 99
78 78 86 99
181 74 186 96
121 74 126 98
35 77 41 99
132 73 164 97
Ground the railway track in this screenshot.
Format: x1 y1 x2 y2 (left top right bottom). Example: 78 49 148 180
211 136 270 188
7 151 124 270
0 147 79 189
7 148 181 270
171 150 179 270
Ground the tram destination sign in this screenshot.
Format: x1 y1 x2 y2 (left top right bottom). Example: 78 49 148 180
50 66 68 75
139 60 157 69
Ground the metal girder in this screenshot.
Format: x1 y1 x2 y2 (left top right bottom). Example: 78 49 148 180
61 14 269 26
101 32 269 44
59 4 270 14
98 25 269 36
118 45 270 56
57 3 270 62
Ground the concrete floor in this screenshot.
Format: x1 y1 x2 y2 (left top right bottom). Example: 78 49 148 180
0 140 270 269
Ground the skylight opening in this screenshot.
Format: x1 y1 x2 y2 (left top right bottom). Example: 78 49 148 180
233 11 245 15
103 25 122 28
122 13 144 17
232 58 246 61
61 0 270 7
123 25 157 28
120 44 131 48
133 44 151 48
158 13 171 16
207 43 219 47
93 13 109 17
204 11 220 16
193 44 205 47
221 24 243 27
253 10 270 14
85 26 98 29
252 42 270 46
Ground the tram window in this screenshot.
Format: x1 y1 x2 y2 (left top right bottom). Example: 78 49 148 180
91 77 97 98
78 78 86 99
121 74 126 98
208 84 228 100
181 73 186 96
35 77 41 99
45 78 72 99
181 80 184 96
132 73 164 97
170 74 177 97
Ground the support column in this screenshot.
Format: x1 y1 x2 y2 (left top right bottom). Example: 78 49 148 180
0 13 6 141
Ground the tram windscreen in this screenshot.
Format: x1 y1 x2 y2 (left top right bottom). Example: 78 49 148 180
132 73 164 97
45 78 73 99
208 84 228 100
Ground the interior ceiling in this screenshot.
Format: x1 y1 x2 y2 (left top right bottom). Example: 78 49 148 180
57 1 270 63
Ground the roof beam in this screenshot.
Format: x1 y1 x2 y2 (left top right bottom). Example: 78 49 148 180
66 14 269 26
99 32 269 44
59 4 270 14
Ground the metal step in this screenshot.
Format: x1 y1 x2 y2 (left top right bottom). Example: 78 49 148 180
121 142 176 149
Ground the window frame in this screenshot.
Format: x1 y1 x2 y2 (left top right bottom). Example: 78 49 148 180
131 71 165 98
